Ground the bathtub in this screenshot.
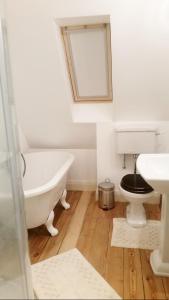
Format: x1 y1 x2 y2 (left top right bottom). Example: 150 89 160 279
22 150 74 236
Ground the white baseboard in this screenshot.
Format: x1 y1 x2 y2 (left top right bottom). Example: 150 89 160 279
67 180 97 191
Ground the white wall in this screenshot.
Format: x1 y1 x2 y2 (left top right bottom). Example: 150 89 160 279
18 126 29 152
5 0 169 192
0 0 4 17
0 0 6 156
111 0 169 121
5 0 96 149
66 149 97 190
5 0 98 189
6 0 169 144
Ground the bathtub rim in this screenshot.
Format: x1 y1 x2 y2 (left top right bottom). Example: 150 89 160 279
23 149 74 198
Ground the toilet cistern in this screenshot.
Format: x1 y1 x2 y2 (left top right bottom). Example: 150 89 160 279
137 154 169 277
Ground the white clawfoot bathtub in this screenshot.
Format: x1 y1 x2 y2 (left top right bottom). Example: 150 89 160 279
22 150 74 236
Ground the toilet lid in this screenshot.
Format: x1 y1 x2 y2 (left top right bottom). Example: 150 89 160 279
121 174 153 194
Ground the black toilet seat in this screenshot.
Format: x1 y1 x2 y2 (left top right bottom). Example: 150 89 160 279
121 174 153 194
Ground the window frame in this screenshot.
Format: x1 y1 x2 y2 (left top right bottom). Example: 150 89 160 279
61 23 113 103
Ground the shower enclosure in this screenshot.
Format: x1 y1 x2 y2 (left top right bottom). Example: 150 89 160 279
0 18 33 299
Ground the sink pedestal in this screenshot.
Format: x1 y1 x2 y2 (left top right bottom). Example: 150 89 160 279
150 194 169 277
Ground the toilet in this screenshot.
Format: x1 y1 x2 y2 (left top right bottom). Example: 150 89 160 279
116 128 156 228
120 173 154 227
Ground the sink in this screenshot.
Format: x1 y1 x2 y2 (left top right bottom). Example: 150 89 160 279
137 153 169 277
137 154 169 193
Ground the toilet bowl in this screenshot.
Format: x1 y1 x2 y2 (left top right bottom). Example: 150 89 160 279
120 174 154 227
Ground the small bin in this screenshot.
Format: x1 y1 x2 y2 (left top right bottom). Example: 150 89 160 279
98 178 115 210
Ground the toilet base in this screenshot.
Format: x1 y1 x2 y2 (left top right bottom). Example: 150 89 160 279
126 202 147 228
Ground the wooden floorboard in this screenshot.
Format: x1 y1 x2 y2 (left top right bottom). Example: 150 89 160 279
39 191 82 262
28 191 81 263
28 191 169 299
163 278 169 300
124 248 144 299
105 202 125 298
77 193 116 278
83 207 110 277
141 203 166 299
140 249 166 300
59 191 91 253
76 192 99 261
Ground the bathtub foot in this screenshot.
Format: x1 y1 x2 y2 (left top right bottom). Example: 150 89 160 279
45 210 59 237
60 189 70 210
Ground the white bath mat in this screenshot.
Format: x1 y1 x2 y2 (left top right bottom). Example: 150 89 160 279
111 218 161 250
32 248 121 299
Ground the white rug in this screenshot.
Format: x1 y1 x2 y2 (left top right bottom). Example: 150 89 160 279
32 248 121 299
111 218 161 250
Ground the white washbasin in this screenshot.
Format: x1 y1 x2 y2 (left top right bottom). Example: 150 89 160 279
137 154 169 193
137 153 169 277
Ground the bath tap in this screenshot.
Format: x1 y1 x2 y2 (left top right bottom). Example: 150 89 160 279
21 153 26 177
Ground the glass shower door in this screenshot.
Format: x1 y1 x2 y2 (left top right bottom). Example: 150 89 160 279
0 19 33 299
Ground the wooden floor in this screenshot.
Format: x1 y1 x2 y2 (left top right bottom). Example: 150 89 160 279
28 191 169 299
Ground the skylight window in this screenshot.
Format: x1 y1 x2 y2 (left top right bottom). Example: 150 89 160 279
61 23 112 103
